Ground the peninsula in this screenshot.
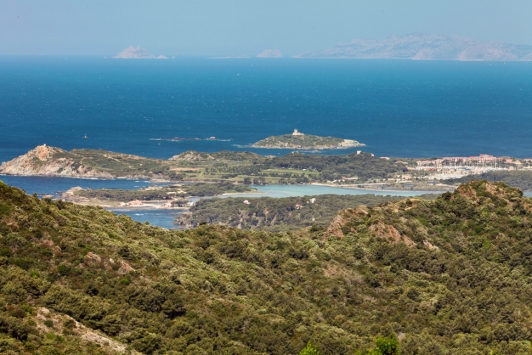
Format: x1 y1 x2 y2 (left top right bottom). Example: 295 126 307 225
5 145 532 192
0 144 175 180
252 129 365 149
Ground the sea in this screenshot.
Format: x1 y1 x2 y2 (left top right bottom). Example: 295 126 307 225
1 57 531 227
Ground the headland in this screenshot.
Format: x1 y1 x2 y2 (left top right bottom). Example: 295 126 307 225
4 146 532 193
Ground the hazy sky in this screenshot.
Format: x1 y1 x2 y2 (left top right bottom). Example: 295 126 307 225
1 0 531 56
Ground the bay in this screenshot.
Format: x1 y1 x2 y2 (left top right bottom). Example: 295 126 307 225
2 57 532 228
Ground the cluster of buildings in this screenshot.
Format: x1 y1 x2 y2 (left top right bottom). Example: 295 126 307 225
415 154 527 170
413 154 531 180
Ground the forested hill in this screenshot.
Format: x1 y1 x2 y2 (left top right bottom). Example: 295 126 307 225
2 180 532 354
175 194 418 231
445 170 532 191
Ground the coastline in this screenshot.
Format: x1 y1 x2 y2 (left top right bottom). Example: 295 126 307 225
308 182 453 193
221 190 265 196
250 132 365 150
1 172 170 182
59 182 445 212
63 198 190 211
249 143 365 150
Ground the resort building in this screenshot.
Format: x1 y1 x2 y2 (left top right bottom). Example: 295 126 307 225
416 154 504 169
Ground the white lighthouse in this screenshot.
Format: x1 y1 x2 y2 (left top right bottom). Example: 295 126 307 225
292 129 304 136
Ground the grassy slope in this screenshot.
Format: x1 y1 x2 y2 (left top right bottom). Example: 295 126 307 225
71 149 173 178
1 180 532 354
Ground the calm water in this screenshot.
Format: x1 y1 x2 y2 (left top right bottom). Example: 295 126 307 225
2 175 531 228
1 57 532 163
2 57 532 227
0 175 444 229
109 185 443 230
108 209 183 230
0 175 156 196
215 184 440 199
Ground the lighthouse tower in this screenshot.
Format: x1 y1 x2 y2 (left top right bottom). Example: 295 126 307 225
292 129 304 136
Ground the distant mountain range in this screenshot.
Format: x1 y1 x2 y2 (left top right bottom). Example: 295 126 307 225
112 46 168 59
257 49 283 58
295 33 532 61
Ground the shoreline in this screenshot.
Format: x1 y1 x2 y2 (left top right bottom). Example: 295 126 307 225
1 172 455 195
0 173 170 183
221 190 265 196
308 182 453 193
62 182 443 211
66 199 190 211
248 144 365 150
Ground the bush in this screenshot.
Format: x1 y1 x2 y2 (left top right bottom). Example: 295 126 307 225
300 341 320 355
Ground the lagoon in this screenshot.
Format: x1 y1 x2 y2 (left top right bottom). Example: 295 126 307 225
0 176 444 228
108 208 182 230
227 184 443 198
3 175 530 229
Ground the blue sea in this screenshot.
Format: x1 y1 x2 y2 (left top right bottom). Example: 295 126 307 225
1 57 531 227
1 57 532 162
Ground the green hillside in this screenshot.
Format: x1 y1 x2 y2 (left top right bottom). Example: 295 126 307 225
1 180 532 354
175 194 422 231
445 170 532 191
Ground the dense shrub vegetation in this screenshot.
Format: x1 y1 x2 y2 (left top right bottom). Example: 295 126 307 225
1 179 532 354
445 170 532 191
265 153 407 182
75 182 253 202
176 194 427 231
192 152 410 184
4 147 412 184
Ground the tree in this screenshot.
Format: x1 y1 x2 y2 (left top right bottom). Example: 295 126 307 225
357 335 400 355
375 335 400 355
299 341 320 355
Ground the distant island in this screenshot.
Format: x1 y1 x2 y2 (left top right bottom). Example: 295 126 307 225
150 136 232 142
257 49 283 58
112 46 168 59
252 129 365 149
295 33 532 61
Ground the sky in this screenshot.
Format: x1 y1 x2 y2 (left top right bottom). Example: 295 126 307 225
1 0 531 56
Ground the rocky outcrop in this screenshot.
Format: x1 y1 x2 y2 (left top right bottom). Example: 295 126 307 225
326 206 368 237
0 145 113 178
169 151 216 162
296 33 532 61
32 308 135 354
369 221 416 247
